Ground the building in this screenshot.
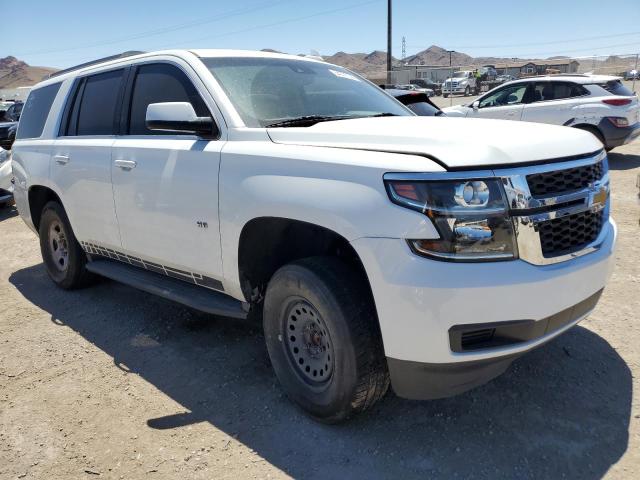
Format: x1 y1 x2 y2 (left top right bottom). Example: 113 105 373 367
391 65 461 85
0 86 31 102
391 59 580 85
495 59 580 77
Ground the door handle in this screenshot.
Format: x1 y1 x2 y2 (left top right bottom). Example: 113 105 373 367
54 155 69 165
114 159 137 170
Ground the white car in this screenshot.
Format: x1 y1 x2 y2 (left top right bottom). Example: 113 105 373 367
396 84 435 97
444 75 640 151
12 50 616 422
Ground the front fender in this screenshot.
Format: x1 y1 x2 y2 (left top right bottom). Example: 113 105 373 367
218 142 442 298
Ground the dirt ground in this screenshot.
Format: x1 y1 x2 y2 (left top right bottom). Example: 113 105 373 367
1 140 639 480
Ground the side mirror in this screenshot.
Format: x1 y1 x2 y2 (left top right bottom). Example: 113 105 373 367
146 102 218 138
472 100 480 110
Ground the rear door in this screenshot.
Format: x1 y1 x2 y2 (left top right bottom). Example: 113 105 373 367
51 68 126 248
468 82 529 121
111 61 225 287
521 81 589 125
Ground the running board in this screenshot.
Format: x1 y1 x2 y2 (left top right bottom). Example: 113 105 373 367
86 259 249 319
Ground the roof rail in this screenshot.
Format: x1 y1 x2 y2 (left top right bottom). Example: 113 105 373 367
47 51 146 79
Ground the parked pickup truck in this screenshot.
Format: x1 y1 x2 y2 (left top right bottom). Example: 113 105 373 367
12 50 616 422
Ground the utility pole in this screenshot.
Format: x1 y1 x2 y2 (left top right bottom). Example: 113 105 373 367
386 0 392 84
448 50 455 107
633 53 638 93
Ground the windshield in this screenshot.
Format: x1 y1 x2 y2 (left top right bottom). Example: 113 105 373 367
201 57 410 127
452 72 467 78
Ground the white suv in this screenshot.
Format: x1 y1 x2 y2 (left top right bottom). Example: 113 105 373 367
444 75 640 151
12 50 616 422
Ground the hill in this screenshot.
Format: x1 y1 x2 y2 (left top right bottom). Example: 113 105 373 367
0 56 58 89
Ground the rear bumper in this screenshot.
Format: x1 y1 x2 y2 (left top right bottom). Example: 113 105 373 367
599 119 640 148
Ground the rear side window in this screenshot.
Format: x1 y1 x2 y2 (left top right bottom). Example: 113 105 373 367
16 82 61 139
599 80 634 96
75 69 125 136
530 82 588 102
127 63 209 135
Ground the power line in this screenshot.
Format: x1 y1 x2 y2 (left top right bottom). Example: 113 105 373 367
15 0 293 57
149 0 383 49
406 30 640 51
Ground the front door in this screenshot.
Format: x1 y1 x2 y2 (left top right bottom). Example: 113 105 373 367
469 83 529 121
111 61 225 287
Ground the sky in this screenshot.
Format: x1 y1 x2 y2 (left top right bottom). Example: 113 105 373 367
3 0 640 68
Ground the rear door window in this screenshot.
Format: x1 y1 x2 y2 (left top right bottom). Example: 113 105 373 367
127 63 209 135
75 69 125 136
15 82 61 139
531 82 588 102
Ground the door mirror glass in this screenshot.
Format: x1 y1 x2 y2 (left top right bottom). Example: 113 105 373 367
145 102 217 137
472 100 480 110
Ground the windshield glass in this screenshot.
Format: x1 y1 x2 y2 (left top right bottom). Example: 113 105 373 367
453 72 467 78
201 57 410 127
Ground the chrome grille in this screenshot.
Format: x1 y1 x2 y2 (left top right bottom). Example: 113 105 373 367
498 150 610 265
527 161 604 197
537 210 604 257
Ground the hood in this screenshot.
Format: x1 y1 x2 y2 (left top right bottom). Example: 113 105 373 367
266 116 601 170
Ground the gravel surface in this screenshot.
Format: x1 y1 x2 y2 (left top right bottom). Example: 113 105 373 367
1 142 639 480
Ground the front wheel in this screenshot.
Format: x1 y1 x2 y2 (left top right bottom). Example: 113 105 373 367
464 86 470 96
39 201 94 289
263 257 389 423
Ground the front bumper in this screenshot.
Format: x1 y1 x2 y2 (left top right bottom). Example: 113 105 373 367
351 219 616 398
599 119 640 148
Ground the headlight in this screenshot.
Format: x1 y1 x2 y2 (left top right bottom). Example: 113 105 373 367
385 178 517 261
460 80 468 85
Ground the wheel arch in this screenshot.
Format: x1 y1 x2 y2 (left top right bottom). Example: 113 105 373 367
237 216 375 309
28 185 63 233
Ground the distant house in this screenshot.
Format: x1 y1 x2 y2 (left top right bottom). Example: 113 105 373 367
498 59 580 77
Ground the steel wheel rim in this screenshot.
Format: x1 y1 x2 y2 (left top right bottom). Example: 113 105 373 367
284 300 334 385
48 220 69 272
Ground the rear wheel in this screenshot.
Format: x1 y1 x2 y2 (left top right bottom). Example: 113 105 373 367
263 257 389 423
39 201 94 289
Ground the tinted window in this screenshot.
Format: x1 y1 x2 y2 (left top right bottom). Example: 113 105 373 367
16 83 61 139
128 63 209 135
530 82 587 102
406 102 441 116
479 84 528 108
599 80 634 96
76 69 124 136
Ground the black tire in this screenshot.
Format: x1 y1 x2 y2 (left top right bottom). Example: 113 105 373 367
263 257 389 423
39 201 94 289
464 86 470 96
443 93 449 98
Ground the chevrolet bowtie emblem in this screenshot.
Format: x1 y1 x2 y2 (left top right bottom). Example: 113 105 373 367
591 185 608 208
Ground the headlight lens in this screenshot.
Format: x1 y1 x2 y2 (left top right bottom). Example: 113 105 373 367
386 179 517 261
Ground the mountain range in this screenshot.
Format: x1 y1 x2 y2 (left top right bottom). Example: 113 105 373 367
0 45 636 89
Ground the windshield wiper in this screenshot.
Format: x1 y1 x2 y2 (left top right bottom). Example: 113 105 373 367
265 115 353 128
265 112 401 128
